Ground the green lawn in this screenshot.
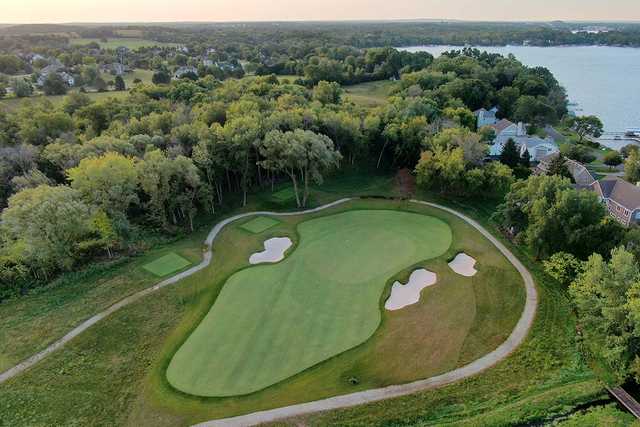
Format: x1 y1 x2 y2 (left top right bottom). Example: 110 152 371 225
239 216 281 234
143 253 192 277
70 38 178 49
167 210 452 396
343 80 398 107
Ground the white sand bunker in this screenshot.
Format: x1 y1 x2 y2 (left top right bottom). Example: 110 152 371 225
448 253 478 277
249 237 293 265
385 269 437 311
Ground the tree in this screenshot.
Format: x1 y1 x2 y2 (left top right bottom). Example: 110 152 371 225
137 150 201 230
569 247 640 384
442 107 475 130
543 252 583 287
67 153 139 223
429 127 487 166
513 95 556 127
152 68 171 85
571 116 604 143
499 138 520 168
621 144 639 159
114 75 126 91
625 149 640 184
42 73 68 96
256 129 341 207
12 79 33 98
61 92 91 115
603 151 623 170
547 153 572 180
415 146 466 194
1 185 93 277
313 81 342 105
496 175 622 259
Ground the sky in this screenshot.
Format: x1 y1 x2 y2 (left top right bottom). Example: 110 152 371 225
2 0 639 24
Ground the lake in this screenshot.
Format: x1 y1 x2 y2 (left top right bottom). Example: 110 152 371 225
399 45 640 135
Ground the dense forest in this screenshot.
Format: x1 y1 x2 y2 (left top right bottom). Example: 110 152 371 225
0 47 570 298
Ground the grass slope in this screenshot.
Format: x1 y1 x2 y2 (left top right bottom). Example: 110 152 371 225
167 210 452 396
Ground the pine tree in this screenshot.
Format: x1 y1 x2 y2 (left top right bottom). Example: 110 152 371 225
499 139 520 168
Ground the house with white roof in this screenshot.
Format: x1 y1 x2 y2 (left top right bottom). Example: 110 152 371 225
489 119 559 162
474 107 499 128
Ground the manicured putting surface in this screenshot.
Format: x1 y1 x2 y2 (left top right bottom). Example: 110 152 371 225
239 216 280 234
142 253 191 277
167 210 453 397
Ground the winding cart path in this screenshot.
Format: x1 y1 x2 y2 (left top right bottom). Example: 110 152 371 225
0 198 538 427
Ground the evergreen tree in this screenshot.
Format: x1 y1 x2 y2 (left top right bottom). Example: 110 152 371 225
499 138 520 168
114 75 126 91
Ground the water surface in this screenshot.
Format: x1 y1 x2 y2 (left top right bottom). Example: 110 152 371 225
400 45 640 133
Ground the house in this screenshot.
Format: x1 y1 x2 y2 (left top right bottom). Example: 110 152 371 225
174 66 198 79
518 136 560 162
474 107 499 128
536 154 597 188
202 59 214 68
489 120 559 162
36 62 75 87
488 119 521 156
590 178 640 227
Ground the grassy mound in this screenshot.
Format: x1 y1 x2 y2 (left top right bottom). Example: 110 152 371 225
166 210 452 396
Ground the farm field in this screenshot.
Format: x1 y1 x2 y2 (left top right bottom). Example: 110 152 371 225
69 37 179 49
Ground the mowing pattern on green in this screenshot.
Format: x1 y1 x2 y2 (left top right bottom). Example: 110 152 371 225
167 210 452 397
142 253 191 277
239 216 280 234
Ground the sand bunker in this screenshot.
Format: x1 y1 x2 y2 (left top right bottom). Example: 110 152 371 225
249 237 293 264
448 253 478 277
385 269 437 311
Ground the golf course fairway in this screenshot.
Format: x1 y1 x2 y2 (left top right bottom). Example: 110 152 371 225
167 209 452 397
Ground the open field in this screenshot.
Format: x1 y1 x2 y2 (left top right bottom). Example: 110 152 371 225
0 172 603 426
168 209 453 396
70 38 179 49
343 80 398 107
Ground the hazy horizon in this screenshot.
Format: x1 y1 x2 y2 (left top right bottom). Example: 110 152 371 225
2 0 639 25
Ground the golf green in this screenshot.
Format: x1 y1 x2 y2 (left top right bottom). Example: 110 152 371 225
143 253 191 277
167 210 452 397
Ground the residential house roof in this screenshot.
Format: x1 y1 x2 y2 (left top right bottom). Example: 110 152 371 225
490 119 515 134
597 178 640 210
